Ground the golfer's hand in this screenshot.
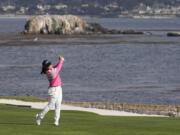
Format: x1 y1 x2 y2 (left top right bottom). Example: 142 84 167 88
59 56 64 61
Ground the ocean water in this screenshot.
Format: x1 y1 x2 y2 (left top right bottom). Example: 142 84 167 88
1 17 180 33
0 17 180 105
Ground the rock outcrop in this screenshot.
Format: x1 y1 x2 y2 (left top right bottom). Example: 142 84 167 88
167 32 180 37
24 15 91 34
63 101 180 117
23 15 143 35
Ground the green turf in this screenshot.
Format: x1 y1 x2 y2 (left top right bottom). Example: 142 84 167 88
0 104 180 135
0 96 46 102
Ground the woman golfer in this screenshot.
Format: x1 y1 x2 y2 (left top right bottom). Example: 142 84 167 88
36 56 64 126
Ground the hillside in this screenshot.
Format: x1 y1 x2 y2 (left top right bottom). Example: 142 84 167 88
0 0 180 17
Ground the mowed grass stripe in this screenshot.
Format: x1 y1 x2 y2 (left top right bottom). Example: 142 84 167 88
0 104 180 135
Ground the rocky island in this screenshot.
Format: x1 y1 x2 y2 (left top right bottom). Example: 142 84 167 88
23 15 143 35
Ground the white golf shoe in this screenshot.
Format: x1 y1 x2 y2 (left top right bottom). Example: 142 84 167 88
54 121 59 126
36 114 41 125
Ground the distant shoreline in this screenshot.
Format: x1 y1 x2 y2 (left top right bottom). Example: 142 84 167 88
0 14 31 19
131 15 177 19
0 14 178 19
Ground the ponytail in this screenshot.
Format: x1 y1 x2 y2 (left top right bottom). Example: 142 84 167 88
41 66 47 74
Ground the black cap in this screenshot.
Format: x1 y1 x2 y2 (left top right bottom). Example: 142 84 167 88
42 60 51 67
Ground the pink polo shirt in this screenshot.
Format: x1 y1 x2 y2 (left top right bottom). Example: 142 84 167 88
46 60 63 87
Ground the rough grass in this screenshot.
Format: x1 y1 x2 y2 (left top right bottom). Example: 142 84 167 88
0 104 180 135
0 96 46 102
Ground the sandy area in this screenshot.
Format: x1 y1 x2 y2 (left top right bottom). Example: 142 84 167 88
0 99 166 117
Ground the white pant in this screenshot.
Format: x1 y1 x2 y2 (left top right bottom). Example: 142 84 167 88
39 86 62 123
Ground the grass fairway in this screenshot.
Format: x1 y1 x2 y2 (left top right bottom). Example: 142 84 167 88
0 104 180 135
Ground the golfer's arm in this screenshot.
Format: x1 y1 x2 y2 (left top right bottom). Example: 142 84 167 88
54 60 63 72
53 60 61 68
